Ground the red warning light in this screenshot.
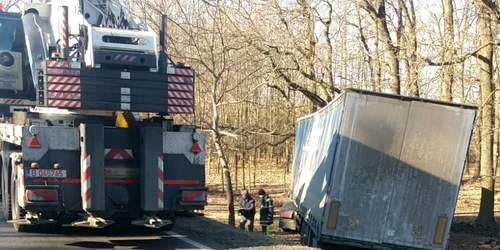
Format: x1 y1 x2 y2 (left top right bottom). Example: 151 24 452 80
191 142 201 154
0 3 4 11
28 136 41 148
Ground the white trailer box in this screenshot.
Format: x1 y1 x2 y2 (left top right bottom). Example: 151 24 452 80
286 89 477 250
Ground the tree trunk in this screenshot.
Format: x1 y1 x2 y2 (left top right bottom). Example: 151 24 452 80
242 151 246 190
376 0 401 94
475 109 482 179
495 97 499 177
212 75 235 226
473 0 496 229
360 0 401 94
212 130 235 225
441 0 454 101
253 149 257 187
235 152 238 191
324 2 335 100
405 0 419 97
355 5 383 92
220 158 224 192
374 19 382 92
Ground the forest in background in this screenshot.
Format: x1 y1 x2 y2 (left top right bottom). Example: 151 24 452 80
2 0 498 229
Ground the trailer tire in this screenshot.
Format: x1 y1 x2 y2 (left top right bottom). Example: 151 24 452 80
299 220 317 247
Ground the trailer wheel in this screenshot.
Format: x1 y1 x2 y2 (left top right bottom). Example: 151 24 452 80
299 220 316 247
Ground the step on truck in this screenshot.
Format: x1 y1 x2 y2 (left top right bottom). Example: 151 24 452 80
278 89 477 250
0 0 207 232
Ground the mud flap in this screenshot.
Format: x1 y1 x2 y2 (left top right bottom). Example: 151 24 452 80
139 126 164 211
79 123 105 213
130 126 166 229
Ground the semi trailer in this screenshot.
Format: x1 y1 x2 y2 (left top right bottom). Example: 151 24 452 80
279 89 477 250
0 0 207 232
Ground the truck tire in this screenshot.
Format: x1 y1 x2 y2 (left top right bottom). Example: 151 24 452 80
299 220 316 247
300 220 320 248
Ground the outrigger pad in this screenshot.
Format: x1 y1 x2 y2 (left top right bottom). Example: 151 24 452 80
71 216 114 228
131 215 172 229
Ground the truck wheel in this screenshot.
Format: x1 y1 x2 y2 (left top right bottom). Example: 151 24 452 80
10 173 28 232
299 220 317 247
299 220 309 246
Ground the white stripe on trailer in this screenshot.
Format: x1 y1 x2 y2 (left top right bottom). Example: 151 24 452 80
168 83 194 91
81 154 91 209
0 99 37 105
167 91 193 99
167 106 194 113
158 156 164 209
168 99 193 106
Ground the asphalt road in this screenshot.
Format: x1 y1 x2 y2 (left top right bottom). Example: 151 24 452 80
0 207 217 250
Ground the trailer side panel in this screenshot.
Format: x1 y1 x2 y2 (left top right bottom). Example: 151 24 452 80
292 95 345 234
382 102 475 249
320 92 411 244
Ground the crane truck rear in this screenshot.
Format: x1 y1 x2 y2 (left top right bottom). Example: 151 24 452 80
0 0 207 232
279 89 477 250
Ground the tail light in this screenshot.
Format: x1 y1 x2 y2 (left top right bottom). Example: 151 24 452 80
280 211 294 219
25 189 58 202
181 190 206 202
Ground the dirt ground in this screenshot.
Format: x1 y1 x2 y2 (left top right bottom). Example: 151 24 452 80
176 215 314 250
201 163 500 250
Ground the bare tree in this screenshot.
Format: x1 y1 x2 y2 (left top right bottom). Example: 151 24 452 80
358 0 401 95
401 0 419 96
473 0 496 229
0 0 21 11
441 0 455 101
354 5 382 91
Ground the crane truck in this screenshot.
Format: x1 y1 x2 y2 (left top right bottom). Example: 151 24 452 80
278 89 477 250
0 0 207 232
